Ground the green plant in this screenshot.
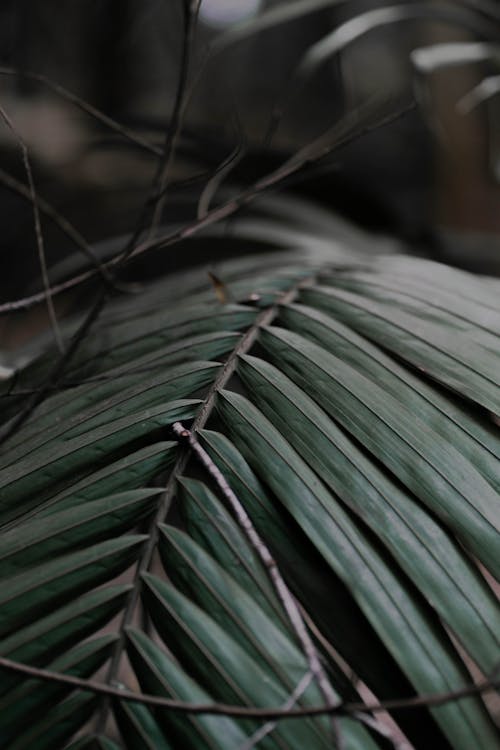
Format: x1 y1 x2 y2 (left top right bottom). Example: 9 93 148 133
0 231 499 749
0 2 499 749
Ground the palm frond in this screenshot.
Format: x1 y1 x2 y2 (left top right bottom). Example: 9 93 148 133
0 234 499 750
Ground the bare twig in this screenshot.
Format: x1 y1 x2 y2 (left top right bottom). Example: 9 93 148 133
0 656 497 720
0 4 202 446
238 671 314 750
0 67 162 156
0 267 99 314
0 100 412 450
298 605 413 750
0 105 64 353
0 98 414 316
0 289 110 445
197 143 246 219
148 0 202 236
173 421 342 747
0 167 117 289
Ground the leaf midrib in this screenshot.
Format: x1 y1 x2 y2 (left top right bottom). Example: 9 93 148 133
94 271 316 731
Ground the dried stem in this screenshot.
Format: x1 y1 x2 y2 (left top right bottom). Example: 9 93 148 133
173 421 342 747
0 655 497 720
0 105 64 353
299 604 413 750
148 0 201 236
197 143 246 219
0 167 117 289
0 2 202 446
238 671 314 750
0 67 162 156
0 98 414 316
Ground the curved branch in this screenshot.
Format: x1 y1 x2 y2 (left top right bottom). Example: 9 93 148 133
0 655 497 720
0 67 162 156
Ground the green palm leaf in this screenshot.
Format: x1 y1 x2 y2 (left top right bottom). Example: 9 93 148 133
1 240 498 750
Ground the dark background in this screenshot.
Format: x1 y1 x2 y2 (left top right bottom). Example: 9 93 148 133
0 0 499 328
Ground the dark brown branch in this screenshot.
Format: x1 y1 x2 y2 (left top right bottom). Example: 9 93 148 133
0 104 63 352
148 0 202 236
0 99 414 316
0 289 110 445
173 421 340 736
0 2 202 446
0 167 117 289
0 655 497 720
0 100 412 446
197 143 246 219
0 67 162 156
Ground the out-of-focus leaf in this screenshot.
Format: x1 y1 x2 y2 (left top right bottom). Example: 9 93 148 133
411 41 500 73
297 3 494 79
214 0 346 52
459 74 500 112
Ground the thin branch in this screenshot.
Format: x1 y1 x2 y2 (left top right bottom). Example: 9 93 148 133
238 671 314 750
0 101 412 447
0 167 117 290
0 67 162 156
196 88 247 219
299 605 413 750
105 0 201 273
0 98 414 316
148 0 202 236
173 421 342 746
127 101 415 259
0 104 64 353
0 289 110 446
197 143 246 219
0 656 497 720
0 3 202 445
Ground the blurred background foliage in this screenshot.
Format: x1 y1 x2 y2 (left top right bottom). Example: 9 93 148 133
0 0 499 338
